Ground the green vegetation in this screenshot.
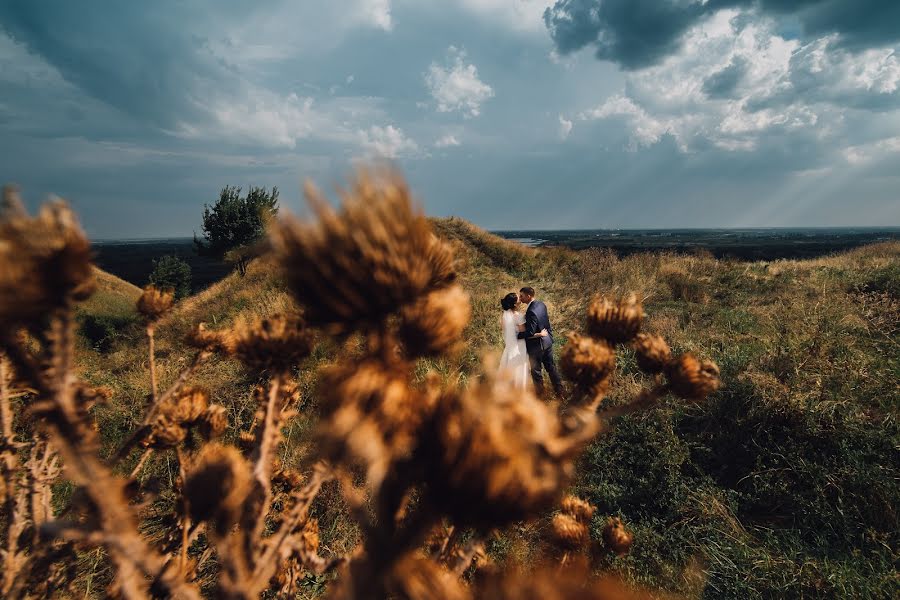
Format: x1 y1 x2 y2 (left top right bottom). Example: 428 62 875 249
148 254 192 299
194 185 279 275
80 226 899 599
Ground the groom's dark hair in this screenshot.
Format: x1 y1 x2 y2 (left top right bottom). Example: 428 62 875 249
520 286 535 297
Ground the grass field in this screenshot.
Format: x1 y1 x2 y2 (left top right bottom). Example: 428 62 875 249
77 221 899 598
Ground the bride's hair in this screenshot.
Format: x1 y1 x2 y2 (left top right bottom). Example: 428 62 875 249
501 292 518 311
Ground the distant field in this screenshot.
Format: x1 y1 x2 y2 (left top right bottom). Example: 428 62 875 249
494 227 900 261
91 238 231 291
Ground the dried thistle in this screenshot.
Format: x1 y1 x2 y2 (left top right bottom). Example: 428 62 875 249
631 333 671 374
602 517 633 556
0 187 95 326
184 322 227 353
664 353 721 400
551 513 590 550
226 313 314 373
184 443 252 536
144 414 188 449
560 495 595 523
586 294 643 345
136 285 174 322
268 169 457 332
197 404 229 439
398 285 472 358
387 555 470 600
559 333 616 392
163 386 209 424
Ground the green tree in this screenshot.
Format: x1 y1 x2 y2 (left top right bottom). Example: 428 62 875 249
149 255 192 300
194 185 279 275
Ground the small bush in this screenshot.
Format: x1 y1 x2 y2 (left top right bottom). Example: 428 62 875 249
78 313 139 353
148 255 192 299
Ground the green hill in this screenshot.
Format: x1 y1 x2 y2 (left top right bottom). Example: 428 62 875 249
80 223 899 598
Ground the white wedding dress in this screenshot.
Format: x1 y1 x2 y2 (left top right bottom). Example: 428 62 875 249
498 310 530 390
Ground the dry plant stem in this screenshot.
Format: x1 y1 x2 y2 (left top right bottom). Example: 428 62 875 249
449 537 485 576
248 372 285 543
1 355 20 595
37 311 201 600
129 448 153 479
175 447 190 577
147 324 157 403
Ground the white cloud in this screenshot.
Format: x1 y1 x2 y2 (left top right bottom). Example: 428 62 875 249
843 136 900 165
578 9 900 158
425 46 494 117
358 125 418 158
558 115 573 139
435 133 461 147
452 0 555 33
360 0 392 31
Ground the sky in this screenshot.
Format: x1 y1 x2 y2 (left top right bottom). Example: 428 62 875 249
1 0 899 238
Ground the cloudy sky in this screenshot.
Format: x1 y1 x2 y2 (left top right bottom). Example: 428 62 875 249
1 0 898 237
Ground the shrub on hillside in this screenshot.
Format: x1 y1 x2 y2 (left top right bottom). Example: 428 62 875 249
148 254 192 299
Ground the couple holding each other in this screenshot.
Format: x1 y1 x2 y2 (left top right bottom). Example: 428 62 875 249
498 286 564 397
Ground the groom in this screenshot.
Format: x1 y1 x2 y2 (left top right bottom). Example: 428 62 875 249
517 286 564 398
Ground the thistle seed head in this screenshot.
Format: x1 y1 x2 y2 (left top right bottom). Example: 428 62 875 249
0 187 95 325
226 313 314 373
184 444 251 536
185 322 227 353
602 517 633 556
665 353 721 400
197 404 229 440
560 495 595 523
551 513 589 550
559 333 616 390
268 168 457 332
145 414 188 449
165 387 209 424
398 284 472 358
631 333 672 374
586 294 643 345
137 286 174 322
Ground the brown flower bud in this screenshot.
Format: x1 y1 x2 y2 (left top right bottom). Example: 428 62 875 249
602 517 633 556
197 404 229 439
225 314 314 373
631 333 672 374
552 513 589 550
665 353 721 400
185 323 226 353
166 387 209 424
184 444 251 536
146 415 187 449
398 284 472 357
559 333 615 390
137 285 174 322
560 495 595 523
586 293 643 344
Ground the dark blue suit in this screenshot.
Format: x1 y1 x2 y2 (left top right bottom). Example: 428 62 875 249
517 300 564 396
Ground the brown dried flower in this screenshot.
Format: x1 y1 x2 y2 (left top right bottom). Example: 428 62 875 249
185 322 226 353
184 444 251 536
387 555 470 600
422 374 585 530
0 187 95 325
144 414 188 449
137 285 174 322
268 169 457 332
560 333 616 391
665 353 721 400
398 285 472 358
586 294 643 345
552 513 590 550
164 386 209 424
197 404 229 439
560 495 595 523
316 360 434 488
631 333 671 374
602 517 633 556
226 313 314 373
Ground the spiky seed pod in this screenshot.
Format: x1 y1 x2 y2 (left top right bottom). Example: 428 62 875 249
226 313 314 373
602 517 633 556
560 495 595 523
559 333 616 390
551 513 589 550
300 518 320 554
268 169 458 333
316 360 435 488
398 284 472 358
421 374 586 531
165 387 209 424
237 430 256 453
136 285 174 322
145 415 187 449
586 294 644 345
0 187 95 325
185 322 226 353
631 333 672 374
665 353 721 400
184 444 251 536
197 404 229 439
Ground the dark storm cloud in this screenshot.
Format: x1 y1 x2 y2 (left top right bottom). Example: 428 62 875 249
544 0 900 69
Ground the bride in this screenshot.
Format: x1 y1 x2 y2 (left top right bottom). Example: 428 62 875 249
498 292 546 390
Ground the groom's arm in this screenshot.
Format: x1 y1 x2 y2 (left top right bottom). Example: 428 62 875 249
517 310 539 340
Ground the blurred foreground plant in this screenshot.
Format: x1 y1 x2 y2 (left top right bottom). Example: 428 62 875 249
0 173 719 599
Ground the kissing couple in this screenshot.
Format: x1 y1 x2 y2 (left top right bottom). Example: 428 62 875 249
498 286 564 398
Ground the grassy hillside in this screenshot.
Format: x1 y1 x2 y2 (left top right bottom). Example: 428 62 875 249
79 223 899 598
